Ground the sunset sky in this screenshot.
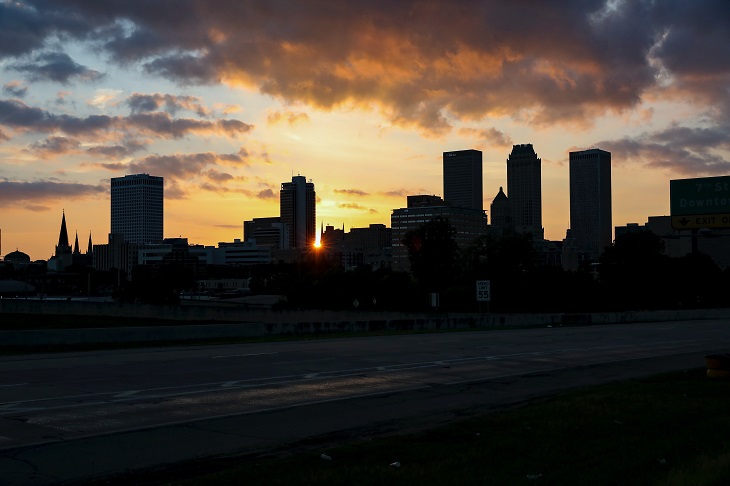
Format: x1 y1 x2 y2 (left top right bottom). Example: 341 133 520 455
1 1 729 260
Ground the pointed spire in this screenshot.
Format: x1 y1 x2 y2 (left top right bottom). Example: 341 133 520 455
57 210 70 248
493 186 508 201
73 231 80 254
87 231 93 254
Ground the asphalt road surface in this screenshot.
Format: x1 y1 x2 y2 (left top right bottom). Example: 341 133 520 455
1 319 728 484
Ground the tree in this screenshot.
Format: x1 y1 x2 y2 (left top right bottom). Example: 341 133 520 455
403 217 459 291
599 231 670 309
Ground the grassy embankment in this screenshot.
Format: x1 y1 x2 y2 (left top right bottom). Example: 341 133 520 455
96 368 730 486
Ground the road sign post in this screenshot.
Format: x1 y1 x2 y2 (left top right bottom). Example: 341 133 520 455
476 280 490 314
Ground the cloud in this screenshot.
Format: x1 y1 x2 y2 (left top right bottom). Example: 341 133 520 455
0 179 105 206
458 127 513 148
256 188 277 199
11 52 104 84
338 202 374 212
3 81 27 97
594 136 730 176
85 139 148 159
0 99 253 139
203 169 235 182
127 93 211 117
0 2 95 58
95 149 252 192
0 129 8 142
87 89 124 110
29 136 81 157
267 110 310 126
7 1 730 141
334 188 369 197
126 152 236 179
380 189 418 198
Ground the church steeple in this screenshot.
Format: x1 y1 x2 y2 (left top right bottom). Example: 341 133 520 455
73 231 80 254
58 210 70 248
87 231 93 254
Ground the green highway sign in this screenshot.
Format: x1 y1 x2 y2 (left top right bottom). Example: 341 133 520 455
672 214 730 229
670 176 730 229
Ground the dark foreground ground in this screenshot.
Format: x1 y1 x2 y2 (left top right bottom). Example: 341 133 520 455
89 368 730 486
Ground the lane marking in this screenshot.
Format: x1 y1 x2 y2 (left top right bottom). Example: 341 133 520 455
0 383 28 388
0 338 714 416
4 348 709 453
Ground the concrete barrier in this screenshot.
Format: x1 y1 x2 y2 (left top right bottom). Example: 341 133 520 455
1 300 729 348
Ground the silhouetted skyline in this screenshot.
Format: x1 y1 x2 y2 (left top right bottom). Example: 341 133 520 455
1 2 729 259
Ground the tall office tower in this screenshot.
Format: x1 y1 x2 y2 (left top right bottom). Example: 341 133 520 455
443 149 483 211
280 175 316 249
507 144 543 239
110 174 164 245
569 149 612 261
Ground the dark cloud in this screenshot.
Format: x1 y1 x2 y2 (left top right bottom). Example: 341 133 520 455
334 188 369 196
458 127 513 148
0 2 94 58
11 52 104 84
144 54 221 85
126 152 219 180
3 81 27 97
0 99 252 139
127 93 211 117
203 169 235 182
9 1 730 143
29 136 81 157
96 150 250 189
85 139 147 159
593 135 730 176
256 188 276 200
0 178 105 206
127 112 252 138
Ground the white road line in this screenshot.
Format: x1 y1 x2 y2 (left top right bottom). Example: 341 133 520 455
212 352 279 359
0 339 709 415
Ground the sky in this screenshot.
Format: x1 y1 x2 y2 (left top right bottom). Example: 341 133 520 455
1 0 729 260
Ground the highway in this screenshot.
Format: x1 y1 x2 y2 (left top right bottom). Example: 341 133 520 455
1 319 728 484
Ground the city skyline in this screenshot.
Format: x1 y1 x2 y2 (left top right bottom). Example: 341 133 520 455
1 1 729 260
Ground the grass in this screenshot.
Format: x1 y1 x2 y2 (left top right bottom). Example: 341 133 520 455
91 368 730 486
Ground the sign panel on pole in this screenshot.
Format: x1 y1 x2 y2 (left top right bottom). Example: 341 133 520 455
476 280 490 302
671 176 730 229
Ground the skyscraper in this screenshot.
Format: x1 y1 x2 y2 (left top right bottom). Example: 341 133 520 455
280 175 316 249
443 149 483 211
110 173 164 245
569 149 612 261
506 144 543 239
